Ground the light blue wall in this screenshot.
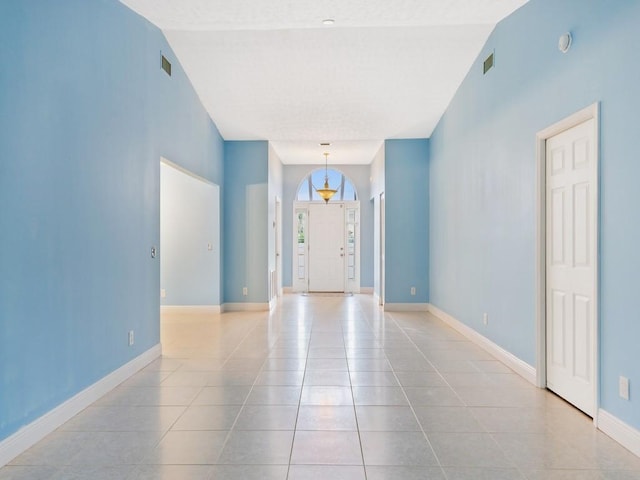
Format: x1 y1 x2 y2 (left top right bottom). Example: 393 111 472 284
429 0 640 429
384 139 429 304
223 141 269 304
282 164 373 289
160 163 220 306
0 0 224 441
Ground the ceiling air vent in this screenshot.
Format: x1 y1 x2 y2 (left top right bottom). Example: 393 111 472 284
483 52 494 75
161 54 172 76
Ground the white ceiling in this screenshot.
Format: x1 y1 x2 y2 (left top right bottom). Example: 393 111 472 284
120 0 528 164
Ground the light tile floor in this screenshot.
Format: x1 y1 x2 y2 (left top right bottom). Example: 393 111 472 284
2 294 640 479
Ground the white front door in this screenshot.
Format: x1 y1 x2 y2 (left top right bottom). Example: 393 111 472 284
546 118 597 416
308 203 345 292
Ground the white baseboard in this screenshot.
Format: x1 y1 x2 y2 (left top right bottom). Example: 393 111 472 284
384 303 430 312
0 344 161 468
427 304 537 385
598 409 640 458
222 302 270 312
161 305 221 315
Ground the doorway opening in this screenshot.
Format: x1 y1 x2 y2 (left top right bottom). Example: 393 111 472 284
160 158 221 311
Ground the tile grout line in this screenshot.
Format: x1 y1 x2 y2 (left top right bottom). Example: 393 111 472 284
342 298 369 480
208 314 274 465
285 308 314 480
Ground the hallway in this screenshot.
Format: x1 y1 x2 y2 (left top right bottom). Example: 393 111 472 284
3 294 640 479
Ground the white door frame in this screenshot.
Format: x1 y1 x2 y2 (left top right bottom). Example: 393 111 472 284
535 102 600 423
292 205 309 293
380 192 385 305
275 196 282 297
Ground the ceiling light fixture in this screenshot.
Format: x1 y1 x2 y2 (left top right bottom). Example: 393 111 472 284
322 19 335 25
314 152 337 203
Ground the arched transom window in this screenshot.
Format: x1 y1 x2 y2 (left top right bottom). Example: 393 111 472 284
296 168 358 202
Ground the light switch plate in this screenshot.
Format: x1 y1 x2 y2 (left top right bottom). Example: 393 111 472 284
619 376 630 400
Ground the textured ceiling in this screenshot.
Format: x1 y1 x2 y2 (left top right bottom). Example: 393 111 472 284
120 0 528 164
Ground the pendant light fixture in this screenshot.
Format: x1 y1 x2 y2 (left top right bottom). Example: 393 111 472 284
315 152 337 203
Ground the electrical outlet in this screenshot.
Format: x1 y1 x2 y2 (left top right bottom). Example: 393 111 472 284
128 330 135 346
207 242 213 251
410 287 416 296
243 287 248 296
150 246 157 258
619 376 630 400
483 313 488 326
161 289 166 298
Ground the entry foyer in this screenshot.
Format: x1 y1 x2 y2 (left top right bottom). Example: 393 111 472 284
2 294 639 479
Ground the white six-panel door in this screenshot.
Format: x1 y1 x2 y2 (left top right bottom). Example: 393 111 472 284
308 203 345 292
546 118 597 416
